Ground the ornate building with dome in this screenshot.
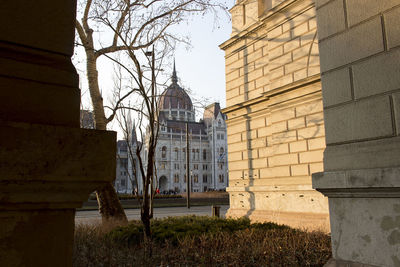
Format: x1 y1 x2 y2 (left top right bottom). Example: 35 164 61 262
139 64 229 193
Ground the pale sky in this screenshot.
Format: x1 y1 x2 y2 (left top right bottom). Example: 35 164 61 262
74 1 235 138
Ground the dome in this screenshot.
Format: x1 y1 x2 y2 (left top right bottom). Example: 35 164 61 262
158 63 193 111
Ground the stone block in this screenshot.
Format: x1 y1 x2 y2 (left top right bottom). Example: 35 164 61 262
321 67 353 107
296 100 323 117
293 68 307 81
316 0 346 40
298 125 325 139
319 17 384 72
272 130 298 144
228 151 242 162
0 1 76 55
273 143 289 155
307 136 326 150
269 31 291 50
270 73 294 89
271 107 296 123
284 37 300 53
346 0 399 27
385 5 400 49
269 52 293 70
288 117 306 130
0 76 80 127
271 121 288 133
300 29 317 46
327 197 400 266
269 153 299 166
323 135 400 171
299 150 324 163
309 162 324 174
324 95 394 144
227 133 242 143
352 49 400 99
269 45 284 59
260 166 291 178
290 140 308 152
257 126 273 137
269 66 284 80
269 25 283 40
291 164 309 176
291 22 309 38
226 69 240 82
306 112 324 126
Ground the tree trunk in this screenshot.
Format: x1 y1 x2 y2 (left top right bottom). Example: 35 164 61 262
86 48 128 226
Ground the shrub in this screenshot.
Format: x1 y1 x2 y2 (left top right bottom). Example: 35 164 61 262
74 216 332 266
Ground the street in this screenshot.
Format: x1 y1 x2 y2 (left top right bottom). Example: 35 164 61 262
75 205 229 225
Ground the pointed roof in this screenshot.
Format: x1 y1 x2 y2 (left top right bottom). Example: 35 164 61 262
158 62 193 111
172 60 178 84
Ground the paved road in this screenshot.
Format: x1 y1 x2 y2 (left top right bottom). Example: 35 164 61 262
75 205 229 225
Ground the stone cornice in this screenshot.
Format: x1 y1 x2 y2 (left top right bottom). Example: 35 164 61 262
219 0 314 52
221 74 321 115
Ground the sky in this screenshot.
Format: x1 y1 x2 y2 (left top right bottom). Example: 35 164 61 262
74 1 236 138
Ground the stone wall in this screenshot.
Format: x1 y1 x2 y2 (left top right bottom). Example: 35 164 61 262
313 0 400 266
220 0 329 230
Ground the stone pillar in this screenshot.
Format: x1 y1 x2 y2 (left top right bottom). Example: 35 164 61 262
313 0 400 266
0 1 116 266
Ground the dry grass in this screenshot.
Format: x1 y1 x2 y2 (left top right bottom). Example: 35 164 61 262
73 217 331 267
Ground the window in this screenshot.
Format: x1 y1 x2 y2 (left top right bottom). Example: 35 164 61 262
194 174 199 183
221 133 224 139
219 174 224 183
203 174 207 183
192 149 195 160
193 164 198 170
218 120 222 127
217 133 220 140
174 163 179 170
196 149 199 159
219 147 224 157
182 148 186 159
174 174 179 183
162 146 167 158
121 179 126 186
184 174 187 183
203 164 208 170
161 162 166 170
219 163 223 170
184 164 186 169
174 147 179 160
203 149 207 160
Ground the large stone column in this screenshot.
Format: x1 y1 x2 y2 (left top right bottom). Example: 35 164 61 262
312 0 400 266
0 1 116 266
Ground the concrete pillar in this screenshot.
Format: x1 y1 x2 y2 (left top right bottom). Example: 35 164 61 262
313 0 400 266
0 1 116 266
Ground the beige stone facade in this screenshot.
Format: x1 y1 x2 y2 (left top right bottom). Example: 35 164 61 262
220 0 329 230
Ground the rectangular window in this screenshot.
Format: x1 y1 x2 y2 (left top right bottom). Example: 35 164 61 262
203 174 207 183
174 174 179 183
121 179 126 186
203 164 208 170
194 174 199 183
219 174 224 183
194 164 198 170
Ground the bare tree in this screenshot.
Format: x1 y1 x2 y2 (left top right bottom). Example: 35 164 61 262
75 0 227 225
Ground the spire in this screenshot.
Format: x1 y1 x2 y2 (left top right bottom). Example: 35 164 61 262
172 59 178 84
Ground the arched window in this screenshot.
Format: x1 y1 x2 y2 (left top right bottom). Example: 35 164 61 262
174 147 179 160
161 146 167 158
218 120 222 127
219 147 224 157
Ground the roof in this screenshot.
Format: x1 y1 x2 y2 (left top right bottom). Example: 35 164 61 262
158 63 193 111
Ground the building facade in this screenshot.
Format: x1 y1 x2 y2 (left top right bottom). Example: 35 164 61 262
220 0 329 230
141 66 229 194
